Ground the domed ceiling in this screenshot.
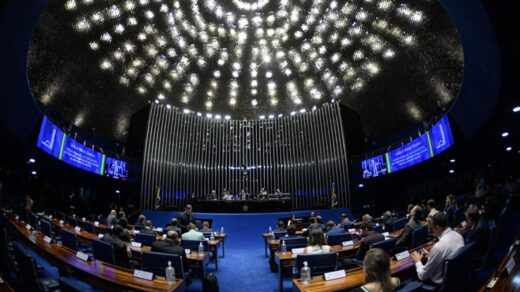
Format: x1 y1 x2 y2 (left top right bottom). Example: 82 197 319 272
27 0 463 142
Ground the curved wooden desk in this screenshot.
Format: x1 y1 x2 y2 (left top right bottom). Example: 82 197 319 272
3 213 185 292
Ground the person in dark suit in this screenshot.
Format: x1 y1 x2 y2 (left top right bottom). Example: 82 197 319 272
139 220 157 235
167 218 182 234
396 205 423 249
275 220 286 232
178 205 196 233
303 216 324 236
102 225 131 268
135 214 146 229
444 194 456 227
460 204 490 257
117 211 128 228
354 222 385 261
151 231 190 273
284 224 301 239
325 220 344 237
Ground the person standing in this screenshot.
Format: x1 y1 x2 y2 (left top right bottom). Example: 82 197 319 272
178 204 196 233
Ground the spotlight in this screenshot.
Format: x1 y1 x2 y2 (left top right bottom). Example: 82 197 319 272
449 159 456 163
501 132 509 138
506 146 512 152
358 183 364 188
449 169 455 174
224 115 231 120
115 190 120 194
513 106 520 113
28 158 36 163
31 171 37 176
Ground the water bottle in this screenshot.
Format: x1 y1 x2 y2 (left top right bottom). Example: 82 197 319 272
269 226 272 233
198 242 204 255
301 261 311 284
165 261 175 284
271 231 275 240
210 232 215 241
281 240 287 253
220 226 224 234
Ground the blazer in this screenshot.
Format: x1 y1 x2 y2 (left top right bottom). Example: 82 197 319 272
356 231 385 261
396 219 422 248
102 234 130 267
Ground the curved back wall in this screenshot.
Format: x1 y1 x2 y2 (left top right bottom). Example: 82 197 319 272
141 103 349 210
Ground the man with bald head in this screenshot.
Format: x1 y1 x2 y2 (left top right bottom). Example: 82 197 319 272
396 205 423 249
151 230 189 272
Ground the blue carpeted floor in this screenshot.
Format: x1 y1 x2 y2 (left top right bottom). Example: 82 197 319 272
144 208 352 292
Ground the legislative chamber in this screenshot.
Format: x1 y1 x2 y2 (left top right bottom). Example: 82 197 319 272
0 0 519 291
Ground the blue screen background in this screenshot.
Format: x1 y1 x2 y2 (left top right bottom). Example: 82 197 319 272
36 116 63 158
429 116 454 155
387 135 432 172
60 138 105 174
104 157 128 180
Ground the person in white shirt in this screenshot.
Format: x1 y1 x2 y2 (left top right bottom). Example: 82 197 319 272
427 199 439 220
411 212 464 285
305 228 331 253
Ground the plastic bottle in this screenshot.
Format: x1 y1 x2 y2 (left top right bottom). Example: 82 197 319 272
301 261 311 284
210 232 215 241
198 242 204 255
271 231 275 240
269 226 272 232
220 226 224 234
165 261 175 284
281 240 287 253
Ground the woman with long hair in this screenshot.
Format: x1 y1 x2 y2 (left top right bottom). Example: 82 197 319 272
353 248 400 292
305 228 331 253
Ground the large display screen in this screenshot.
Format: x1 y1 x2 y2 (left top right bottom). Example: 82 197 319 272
387 135 432 173
60 137 105 175
361 155 387 179
361 115 454 178
36 116 64 158
36 116 129 180
104 157 128 180
428 116 454 155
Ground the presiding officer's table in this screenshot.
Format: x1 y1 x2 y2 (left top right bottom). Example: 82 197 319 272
2 212 185 292
195 199 292 213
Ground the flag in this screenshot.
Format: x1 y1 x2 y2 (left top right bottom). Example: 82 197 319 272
331 182 338 208
155 186 161 210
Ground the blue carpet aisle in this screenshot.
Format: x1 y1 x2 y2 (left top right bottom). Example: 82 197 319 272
145 208 352 292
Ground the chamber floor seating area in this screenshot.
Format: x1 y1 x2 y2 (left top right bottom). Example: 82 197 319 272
2 189 519 292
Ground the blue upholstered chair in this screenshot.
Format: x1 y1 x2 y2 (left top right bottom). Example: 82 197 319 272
40 220 53 239
326 233 352 246
411 225 429 248
294 253 338 277
141 251 187 278
181 239 209 252
392 217 407 231
135 233 157 246
91 238 115 265
273 230 288 239
12 242 59 291
280 237 307 251
60 228 79 251
370 238 397 256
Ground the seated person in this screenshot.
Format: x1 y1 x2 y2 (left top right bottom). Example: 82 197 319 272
222 191 233 200
285 224 301 239
207 190 217 200
167 218 182 234
239 189 248 200
325 220 344 237
305 228 331 253
396 205 423 249
427 199 439 221
274 188 282 198
351 248 401 292
151 230 189 273
139 220 157 235
107 209 118 227
459 204 490 257
337 213 352 228
102 225 132 267
200 221 213 233
258 187 268 199
362 214 373 224
275 220 286 232
117 211 128 228
181 223 205 241
354 222 385 261
135 214 147 229
411 212 464 285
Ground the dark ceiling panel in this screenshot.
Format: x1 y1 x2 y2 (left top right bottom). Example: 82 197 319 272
27 0 463 142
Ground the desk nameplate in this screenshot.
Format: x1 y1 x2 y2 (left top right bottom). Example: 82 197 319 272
324 270 346 281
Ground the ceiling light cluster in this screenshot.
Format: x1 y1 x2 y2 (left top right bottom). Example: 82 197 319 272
65 0 427 119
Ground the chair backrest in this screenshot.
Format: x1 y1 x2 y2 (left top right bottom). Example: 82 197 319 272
141 251 184 278
12 242 41 290
98 217 108 225
440 242 478 292
78 220 95 233
326 233 352 246
273 231 288 239
370 238 397 256
135 233 157 246
373 224 384 233
29 212 38 227
280 237 308 251
202 232 213 239
60 228 79 251
67 216 78 227
0 227 15 272
198 218 214 228
411 225 429 248
91 238 115 265
181 239 209 252
40 220 53 238
392 218 407 231
295 253 338 276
